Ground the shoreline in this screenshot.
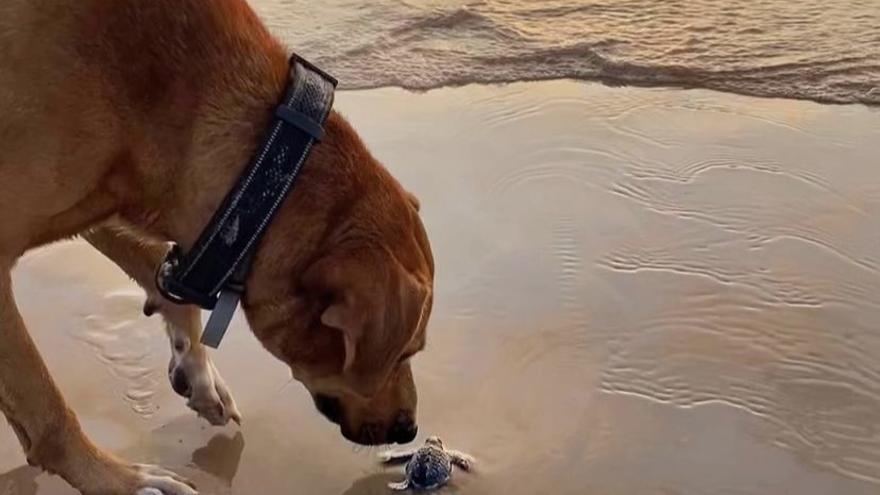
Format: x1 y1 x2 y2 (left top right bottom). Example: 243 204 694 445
338 77 880 109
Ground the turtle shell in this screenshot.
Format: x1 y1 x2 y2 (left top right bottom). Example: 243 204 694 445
405 445 453 490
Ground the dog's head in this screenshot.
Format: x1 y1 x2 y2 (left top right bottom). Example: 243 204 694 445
242 118 434 445
294 237 432 445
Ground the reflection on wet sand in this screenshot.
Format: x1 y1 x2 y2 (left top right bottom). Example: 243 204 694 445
190 432 246 485
3 81 880 494
339 473 398 495
341 472 468 495
0 466 40 495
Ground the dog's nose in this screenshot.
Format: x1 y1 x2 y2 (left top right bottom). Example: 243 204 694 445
388 413 418 444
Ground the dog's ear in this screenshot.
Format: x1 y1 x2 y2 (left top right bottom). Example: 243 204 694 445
303 251 430 384
320 293 364 372
405 191 421 212
303 255 374 373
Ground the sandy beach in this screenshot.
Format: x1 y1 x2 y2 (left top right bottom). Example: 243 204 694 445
2 81 879 494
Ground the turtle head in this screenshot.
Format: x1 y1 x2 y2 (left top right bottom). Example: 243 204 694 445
425 436 444 448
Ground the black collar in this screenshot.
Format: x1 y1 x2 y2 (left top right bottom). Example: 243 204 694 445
156 55 337 348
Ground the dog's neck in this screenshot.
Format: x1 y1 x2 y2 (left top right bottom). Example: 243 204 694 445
90 0 377 286
104 0 328 251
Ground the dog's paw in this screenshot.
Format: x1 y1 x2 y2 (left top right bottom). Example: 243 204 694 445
147 295 242 426
168 355 241 426
79 459 196 495
133 464 198 495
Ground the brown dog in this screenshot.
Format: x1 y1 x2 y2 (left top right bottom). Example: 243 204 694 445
0 0 434 493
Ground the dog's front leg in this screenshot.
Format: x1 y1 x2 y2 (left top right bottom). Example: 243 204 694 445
82 222 241 426
0 264 196 494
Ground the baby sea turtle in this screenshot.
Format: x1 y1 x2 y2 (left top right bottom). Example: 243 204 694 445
379 436 474 491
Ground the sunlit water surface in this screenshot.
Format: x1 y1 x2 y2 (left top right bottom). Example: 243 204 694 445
252 0 880 105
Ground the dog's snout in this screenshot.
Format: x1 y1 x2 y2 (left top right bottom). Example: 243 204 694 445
314 394 344 424
358 423 383 445
388 412 418 444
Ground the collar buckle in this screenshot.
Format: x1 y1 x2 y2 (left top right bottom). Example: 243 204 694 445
156 245 222 310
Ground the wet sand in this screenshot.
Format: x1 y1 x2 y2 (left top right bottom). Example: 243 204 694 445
2 81 880 494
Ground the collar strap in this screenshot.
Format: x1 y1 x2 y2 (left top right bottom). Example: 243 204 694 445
156 55 337 348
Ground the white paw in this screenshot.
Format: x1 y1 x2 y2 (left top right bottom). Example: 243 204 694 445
189 360 241 426
153 297 241 426
170 354 242 426
134 464 197 495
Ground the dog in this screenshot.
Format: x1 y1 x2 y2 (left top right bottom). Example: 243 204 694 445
0 0 434 493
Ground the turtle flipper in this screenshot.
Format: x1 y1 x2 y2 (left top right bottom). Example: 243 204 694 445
388 480 410 491
449 450 476 471
378 449 416 464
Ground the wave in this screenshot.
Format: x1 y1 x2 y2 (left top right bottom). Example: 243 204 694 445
257 0 880 106
324 41 880 105
392 7 488 33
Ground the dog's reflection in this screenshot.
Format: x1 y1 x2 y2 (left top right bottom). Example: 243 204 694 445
189 431 245 486
0 465 39 495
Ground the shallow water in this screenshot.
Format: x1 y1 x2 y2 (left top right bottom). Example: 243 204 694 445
2 82 880 493
251 0 880 105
